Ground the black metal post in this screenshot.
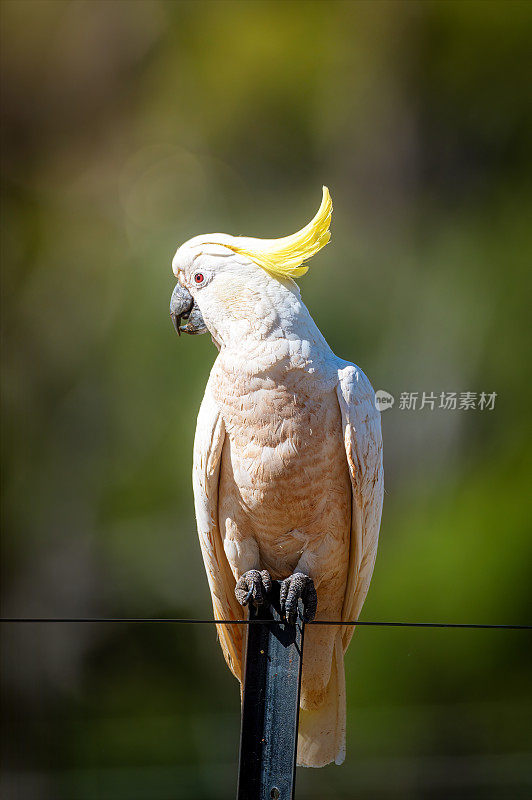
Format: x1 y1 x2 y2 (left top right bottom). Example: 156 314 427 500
237 582 305 800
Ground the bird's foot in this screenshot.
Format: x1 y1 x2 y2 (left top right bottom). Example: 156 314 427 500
235 569 272 608
280 572 318 623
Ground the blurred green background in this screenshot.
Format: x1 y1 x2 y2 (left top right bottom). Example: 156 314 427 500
1 1 531 798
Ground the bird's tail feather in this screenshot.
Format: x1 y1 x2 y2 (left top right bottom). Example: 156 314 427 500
297 632 346 767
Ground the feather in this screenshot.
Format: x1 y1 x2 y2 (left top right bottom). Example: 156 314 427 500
225 186 332 280
336 362 384 651
296 361 383 767
192 376 244 680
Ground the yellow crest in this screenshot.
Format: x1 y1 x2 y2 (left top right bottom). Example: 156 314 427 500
227 186 332 279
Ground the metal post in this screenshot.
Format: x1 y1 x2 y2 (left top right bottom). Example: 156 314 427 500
237 582 305 800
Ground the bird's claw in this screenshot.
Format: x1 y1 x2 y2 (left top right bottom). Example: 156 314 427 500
235 569 272 608
280 572 317 623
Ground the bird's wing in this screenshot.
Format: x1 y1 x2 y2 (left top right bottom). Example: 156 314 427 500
193 377 244 681
336 362 384 651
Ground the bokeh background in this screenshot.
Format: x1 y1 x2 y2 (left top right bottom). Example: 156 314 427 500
2 1 532 798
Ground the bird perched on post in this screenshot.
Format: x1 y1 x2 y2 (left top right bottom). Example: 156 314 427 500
170 188 383 767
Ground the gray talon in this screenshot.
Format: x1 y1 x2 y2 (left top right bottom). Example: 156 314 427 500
242 587 254 605
235 569 272 607
280 572 317 623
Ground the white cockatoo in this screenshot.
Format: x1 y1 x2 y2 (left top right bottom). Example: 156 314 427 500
170 188 383 767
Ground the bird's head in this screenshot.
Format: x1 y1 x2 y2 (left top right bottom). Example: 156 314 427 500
169 187 332 347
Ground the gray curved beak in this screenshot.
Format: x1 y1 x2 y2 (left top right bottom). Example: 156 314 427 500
169 283 207 336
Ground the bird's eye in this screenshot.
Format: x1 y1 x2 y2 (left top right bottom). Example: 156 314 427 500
193 272 205 286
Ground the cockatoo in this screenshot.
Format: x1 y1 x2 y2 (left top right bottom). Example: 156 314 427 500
170 188 383 767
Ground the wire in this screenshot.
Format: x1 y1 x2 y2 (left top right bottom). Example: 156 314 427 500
0 618 530 629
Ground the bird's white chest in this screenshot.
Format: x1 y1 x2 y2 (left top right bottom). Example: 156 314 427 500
212 363 347 534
